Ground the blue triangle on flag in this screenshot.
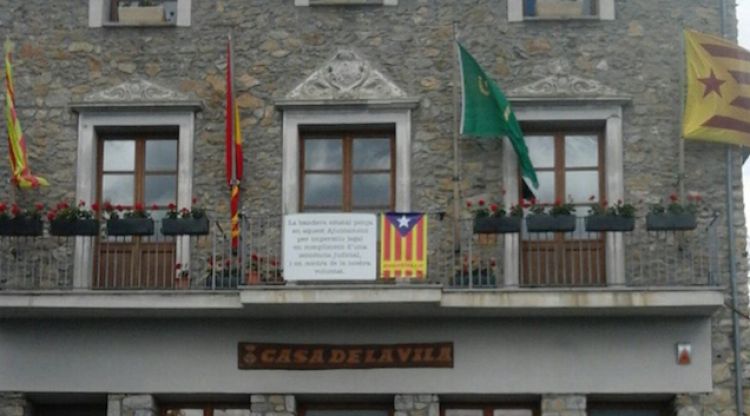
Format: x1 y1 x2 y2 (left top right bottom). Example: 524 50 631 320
385 212 424 237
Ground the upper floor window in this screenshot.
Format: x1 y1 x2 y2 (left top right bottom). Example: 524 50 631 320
508 0 615 21
588 402 670 416
300 127 395 212
295 0 398 6
443 403 538 416
88 0 192 27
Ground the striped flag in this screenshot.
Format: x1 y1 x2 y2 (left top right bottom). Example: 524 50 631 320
683 30 750 145
225 35 243 249
4 40 48 189
380 213 428 279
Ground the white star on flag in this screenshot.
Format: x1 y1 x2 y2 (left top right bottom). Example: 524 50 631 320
397 215 411 228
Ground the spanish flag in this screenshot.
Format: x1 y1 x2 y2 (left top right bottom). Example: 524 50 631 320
683 30 750 145
225 35 243 249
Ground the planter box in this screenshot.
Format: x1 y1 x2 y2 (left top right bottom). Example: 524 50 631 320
585 215 635 232
117 5 165 24
0 218 43 237
161 217 209 236
536 0 585 17
526 214 576 233
106 218 154 236
473 217 521 234
646 213 697 231
50 219 100 236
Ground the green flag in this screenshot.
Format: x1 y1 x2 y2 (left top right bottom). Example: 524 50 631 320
457 42 538 189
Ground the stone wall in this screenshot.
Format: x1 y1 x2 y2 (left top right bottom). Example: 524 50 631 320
541 395 585 416
395 394 439 416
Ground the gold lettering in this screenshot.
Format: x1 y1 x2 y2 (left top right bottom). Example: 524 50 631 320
309 349 325 364
364 349 378 364
379 348 394 364
330 349 346 364
436 346 452 362
294 349 309 364
412 347 424 362
423 347 435 362
260 349 276 363
276 348 291 364
347 349 363 365
397 347 412 362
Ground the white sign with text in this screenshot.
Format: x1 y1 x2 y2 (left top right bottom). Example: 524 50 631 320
283 213 378 281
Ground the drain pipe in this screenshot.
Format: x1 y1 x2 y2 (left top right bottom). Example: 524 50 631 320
719 0 745 414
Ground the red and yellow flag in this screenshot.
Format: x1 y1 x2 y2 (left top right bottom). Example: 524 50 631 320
380 213 428 279
225 35 243 248
4 40 48 189
683 30 750 145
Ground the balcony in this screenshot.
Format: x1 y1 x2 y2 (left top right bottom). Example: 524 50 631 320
0 214 722 290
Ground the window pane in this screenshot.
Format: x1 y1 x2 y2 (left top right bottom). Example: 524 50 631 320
494 410 533 416
145 175 177 206
353 138 390 170
103 140 135 171
526 135 555 168
565 135 598 167
305 139 342 170
102 174 134 205
353 173 390 208
146 140 178 171
566 170 599 203
533 171 555 203
304 174 342 207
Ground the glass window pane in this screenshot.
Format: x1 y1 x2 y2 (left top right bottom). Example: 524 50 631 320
146 140 178 171
565 135 598 167
303 174 342 208
566 170 599 203
353 138 390 170
305 139 342 170
103 140 135 171
526 135 554 168
446 411 483 416
353 173 390 208
533 171 555 204
102 174 134 205
145 175 177 206
494 410 533 416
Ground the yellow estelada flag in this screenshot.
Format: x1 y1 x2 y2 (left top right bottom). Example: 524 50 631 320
683 30 750 145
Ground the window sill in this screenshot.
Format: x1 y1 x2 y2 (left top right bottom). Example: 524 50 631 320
520 15 602 21
101 21 176 27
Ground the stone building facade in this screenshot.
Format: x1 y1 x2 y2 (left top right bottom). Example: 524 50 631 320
0 0 748 415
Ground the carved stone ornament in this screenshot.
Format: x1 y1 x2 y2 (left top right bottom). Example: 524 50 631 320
83 79 191 103
285 49 408 101
508 59 626 99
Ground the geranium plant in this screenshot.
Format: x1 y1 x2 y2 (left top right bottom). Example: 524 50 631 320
649 192 701 215
588 196 636 218
47 200 98 222
548 198 575 217
5 202 46 220
104 201 151 220
165 197 206 220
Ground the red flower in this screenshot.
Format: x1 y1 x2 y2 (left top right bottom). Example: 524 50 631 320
466 201 472 208
175 263 182 270
554 198 562 206
134 202 144 212
91 202 100 212
104 201 113 211
602 199 609 207
192 196 198 204
478 199 485 207
116 204 124 212
251 253 259 261
669 193 678 202
490 204 498 212
151 203 159 211
520 199 530 208
695 194 702 202
34 202 44 211
46 211 56 221
168 202 177 210
56 201 68 210
0 203 6 213
530 198 537 205
11 204 20 216
78 200 86 207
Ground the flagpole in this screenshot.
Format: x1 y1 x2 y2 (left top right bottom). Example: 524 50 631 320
451 21 462 251
678 30 686 200
719 0 744 414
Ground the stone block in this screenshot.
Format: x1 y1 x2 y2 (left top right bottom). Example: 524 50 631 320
284 395 296 412
395 395 415 410
251 395 267 403
122 395 155 411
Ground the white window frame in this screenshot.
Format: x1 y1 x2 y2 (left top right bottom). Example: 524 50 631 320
88 0 191 27
295 0 398 6
280 106 412 214
71 110 196 288
501 103 624 286
508 0 615 22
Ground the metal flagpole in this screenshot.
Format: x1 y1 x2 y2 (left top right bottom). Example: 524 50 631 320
678 30 686 200
451 22 462 251
719 0 744 414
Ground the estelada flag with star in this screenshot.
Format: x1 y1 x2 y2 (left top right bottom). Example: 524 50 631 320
380 213 428 279
683 30 750 145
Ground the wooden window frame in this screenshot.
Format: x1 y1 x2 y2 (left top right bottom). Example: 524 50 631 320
299 129 396 212
442 402 540 416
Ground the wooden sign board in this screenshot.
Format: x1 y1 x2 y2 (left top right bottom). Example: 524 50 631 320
238 342 454 370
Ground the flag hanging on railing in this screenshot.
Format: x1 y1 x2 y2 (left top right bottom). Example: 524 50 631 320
380 213 428 279
225 34 243 249
4 40 48 189
683 30 750 145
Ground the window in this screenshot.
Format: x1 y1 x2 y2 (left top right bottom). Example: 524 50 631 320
95 132 178 289
300 128 395 212
443 403 539 416
88 0 191 27
162 405 251 416
295 0 398 6
300 403 392 416
588 402 670 416
508 0 614 21
520 128 606 286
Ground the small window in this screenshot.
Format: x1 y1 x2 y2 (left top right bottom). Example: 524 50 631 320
162 405 251 416
295 0 398 6
89 0 191 27
300 127 395 212
508 0 614 21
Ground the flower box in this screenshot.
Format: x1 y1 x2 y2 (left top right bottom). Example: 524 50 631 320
161 217 209 236
646 213 697 231
0 218 44 237
117 5 165 24
585 215 635 232
526 214 576 233
473 217 522 234
106 218 154 236
50 219 100 236
535 0 585 17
